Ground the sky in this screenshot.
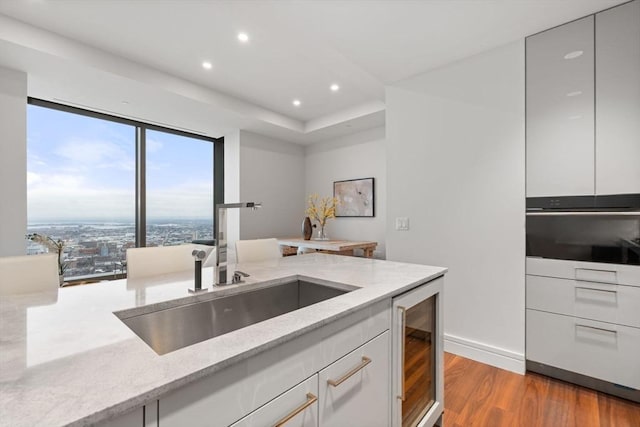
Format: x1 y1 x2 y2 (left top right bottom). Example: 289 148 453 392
27 104 214 223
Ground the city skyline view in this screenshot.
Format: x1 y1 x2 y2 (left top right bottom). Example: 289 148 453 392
26 103 216 279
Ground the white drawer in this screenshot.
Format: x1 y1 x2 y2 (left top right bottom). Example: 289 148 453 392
526 275 640 328
526 309 640 389
319 331 390 427
526 257 640 287
319 299 390 365
230 375 318 427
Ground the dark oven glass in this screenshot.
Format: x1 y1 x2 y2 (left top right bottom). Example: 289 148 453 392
526 213 640 265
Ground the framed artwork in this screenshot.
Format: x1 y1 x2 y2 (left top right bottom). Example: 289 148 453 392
333 177 375 217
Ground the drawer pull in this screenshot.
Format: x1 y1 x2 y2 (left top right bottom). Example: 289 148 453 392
575 268 617 284
576 324 618 336
274 393 317 427
398 306 406 401
575 286 617 294
327 356 372 387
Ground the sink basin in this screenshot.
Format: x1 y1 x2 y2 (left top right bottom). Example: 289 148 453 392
118 280 350 355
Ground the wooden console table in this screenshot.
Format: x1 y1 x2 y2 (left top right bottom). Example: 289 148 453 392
277 238 378 258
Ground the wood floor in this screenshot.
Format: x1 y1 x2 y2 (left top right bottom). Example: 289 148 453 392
443 353 640 427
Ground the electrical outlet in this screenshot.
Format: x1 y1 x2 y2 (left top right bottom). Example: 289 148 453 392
395 217 409 231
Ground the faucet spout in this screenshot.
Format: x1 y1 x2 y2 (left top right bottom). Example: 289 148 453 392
215 202 262 285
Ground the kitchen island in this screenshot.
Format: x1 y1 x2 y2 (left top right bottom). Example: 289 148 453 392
0 253 446 426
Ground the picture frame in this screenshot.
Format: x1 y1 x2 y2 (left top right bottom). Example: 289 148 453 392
333 177 375 217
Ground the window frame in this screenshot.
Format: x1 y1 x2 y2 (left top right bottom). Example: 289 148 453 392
27 98 224 282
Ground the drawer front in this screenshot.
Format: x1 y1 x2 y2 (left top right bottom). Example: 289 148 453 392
230 375 318 427
320 299 390 366
95 407 143 427
319 331 390 427
526 309 640 389
526 275 640 328
159 328 323 427
526 257 640 287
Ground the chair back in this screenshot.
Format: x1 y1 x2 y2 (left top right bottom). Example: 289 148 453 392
235 238 282 264
126 244 200 279
0 253 59 296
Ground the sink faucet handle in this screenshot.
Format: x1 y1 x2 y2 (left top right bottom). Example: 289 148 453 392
232 270 250 284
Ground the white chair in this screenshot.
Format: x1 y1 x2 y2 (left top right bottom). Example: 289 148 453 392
0 253 59 296
235 238 282 264
126 244 214 280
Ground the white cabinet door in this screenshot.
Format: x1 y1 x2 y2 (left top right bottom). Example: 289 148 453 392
595 0 640 195
318 331 390 427
230 375 318 427
526 16 595 197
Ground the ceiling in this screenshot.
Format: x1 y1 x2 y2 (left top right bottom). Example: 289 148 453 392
0 0 626 144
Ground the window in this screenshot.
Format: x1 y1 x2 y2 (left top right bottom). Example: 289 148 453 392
26 99 223 282
146 129 214 245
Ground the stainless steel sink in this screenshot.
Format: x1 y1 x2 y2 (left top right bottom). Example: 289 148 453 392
118 280 350 355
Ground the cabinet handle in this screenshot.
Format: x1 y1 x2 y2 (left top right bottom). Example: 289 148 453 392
327 356 372 387
575 286 617 294
273 393 317 427
575 324 618 336
397 306 406 401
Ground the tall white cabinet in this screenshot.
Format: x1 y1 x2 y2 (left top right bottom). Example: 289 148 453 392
526 16 595 197
595 0 640 195
526 0 640 197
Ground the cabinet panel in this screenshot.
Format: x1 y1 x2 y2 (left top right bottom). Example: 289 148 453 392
526 16 595 197
320 299 390 366
526 257 640 287
95 407 143 427
595 0 640 195
526 309 640 389
230 375 318 427
158 329 322 427
318 331 390 427
526 274 640 328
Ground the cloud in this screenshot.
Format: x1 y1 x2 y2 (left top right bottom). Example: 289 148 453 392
28 180 213 221
27 172 41 186
146 138 164 153
53 138 134 171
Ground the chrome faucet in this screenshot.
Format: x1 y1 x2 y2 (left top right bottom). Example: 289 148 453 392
215 202 262 285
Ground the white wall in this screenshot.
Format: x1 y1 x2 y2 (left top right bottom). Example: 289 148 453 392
239 130 305 240
386 41 526 373
0 66 27 257
305 127 386 258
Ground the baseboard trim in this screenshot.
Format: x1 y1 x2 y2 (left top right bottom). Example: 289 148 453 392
444 334 525 374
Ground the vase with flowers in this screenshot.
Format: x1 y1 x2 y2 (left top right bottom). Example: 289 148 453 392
305 194 338 240
26 233 67 286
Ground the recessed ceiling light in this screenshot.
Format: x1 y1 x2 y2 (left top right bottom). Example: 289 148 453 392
202 61 213 70
564 50 584 60
568 114 583 120
121 100 129 105
330 84 340 92
238 32 249 43
566 91 583 97
293 99 301 107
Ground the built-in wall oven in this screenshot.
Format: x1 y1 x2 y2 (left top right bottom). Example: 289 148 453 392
392 277 444 427
526 195 640 265
525 194 640 402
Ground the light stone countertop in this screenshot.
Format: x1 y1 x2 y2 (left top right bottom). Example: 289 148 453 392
0 253 446 426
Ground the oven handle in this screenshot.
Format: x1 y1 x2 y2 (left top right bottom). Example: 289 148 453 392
526 211 639 216
397 306 406 401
